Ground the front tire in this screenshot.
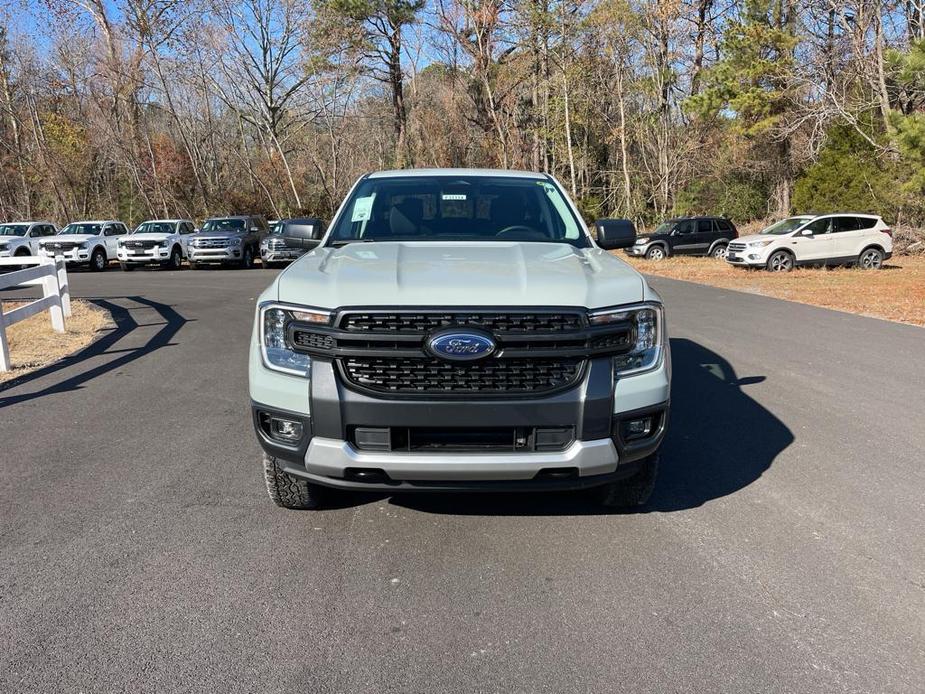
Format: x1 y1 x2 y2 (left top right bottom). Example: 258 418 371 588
858 247 884 270
90 248 107 272
240 246 255 269
766 250 794 272
163 246 182 270
595 452 659 509
263 453 326 509
645 245 666 261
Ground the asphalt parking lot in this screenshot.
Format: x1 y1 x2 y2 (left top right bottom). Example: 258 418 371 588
1 267 923 693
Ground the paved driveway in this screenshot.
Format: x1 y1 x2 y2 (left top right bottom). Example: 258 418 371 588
1 268 923 693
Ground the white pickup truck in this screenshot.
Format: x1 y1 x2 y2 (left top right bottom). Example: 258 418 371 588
249 169 671 510
0 221 59 260
39 220 130 271
117 219 196 270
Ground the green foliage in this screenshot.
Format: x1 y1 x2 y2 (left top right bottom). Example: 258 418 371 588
674 178 768 222
686 1 797 137
793 126 906 215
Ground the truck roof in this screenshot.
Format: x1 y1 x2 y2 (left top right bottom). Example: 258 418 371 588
367 168 548 180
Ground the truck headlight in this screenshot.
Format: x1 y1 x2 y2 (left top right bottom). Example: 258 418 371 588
589 303 664 376
78 242 88 249
259 303 330 376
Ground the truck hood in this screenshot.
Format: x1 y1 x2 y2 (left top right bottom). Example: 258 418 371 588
190 232 246 240
276 241 645 309
127 232 175 241
42 234 98 244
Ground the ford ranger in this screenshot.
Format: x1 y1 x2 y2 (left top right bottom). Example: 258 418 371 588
249 169 671 509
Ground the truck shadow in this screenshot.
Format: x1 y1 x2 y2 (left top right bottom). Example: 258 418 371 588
388 337 793 516
0 296 189 406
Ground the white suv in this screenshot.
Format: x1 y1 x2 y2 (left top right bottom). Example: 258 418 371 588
117 219 196 270
0 221 58 260
726 214 892 271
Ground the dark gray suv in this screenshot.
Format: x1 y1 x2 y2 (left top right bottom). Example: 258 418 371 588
625 216 739 260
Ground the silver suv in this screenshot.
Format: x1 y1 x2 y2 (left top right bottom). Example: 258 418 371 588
248 169 671 509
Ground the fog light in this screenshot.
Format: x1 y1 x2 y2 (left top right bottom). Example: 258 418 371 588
262 414 303 443
748 254 759 260
621 417 652 441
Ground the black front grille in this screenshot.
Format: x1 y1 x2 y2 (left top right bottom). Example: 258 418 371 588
125 240 157 249
44 242 77 251
342 356 584 395
340 311 584 334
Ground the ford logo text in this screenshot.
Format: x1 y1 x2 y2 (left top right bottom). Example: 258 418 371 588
427 330 496 362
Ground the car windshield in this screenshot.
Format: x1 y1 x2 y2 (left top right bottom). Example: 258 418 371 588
201 218 246 233
0 224 29 236
134 221 175 234
760 217 814 235
328 175 589 247
60 223 102 235
652 222 673 235
269 221 284 235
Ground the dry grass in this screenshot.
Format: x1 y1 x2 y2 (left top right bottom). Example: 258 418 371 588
622 254 925 326
0 299 111 383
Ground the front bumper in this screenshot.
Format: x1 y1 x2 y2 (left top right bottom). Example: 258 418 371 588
250 344 670 490
261 247 304 263
189 247 242 263
40 249 91 264
725 246 772 266
624 243 653 257
118 247 172 263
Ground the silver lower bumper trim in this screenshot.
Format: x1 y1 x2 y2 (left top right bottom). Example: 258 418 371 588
303 437 619 481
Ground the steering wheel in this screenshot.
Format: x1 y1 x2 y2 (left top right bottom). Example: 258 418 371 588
495 225 547 240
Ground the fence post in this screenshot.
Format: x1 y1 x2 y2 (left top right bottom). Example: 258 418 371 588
0 299 10 372
56 258 71 318
41 266 66 333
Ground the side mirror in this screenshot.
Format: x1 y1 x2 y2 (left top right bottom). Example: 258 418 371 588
801 229 814 236
250 226 260 232
594 218 636 250
283 218 325 248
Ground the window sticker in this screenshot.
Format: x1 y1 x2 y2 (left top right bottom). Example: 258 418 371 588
441 193 467 201
351 195 374 222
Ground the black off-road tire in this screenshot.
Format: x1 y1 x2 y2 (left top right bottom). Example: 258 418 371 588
595 452 659 509
263 453 326 510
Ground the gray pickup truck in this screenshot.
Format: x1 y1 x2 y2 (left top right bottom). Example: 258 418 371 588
249 169 670 509
188 215 268 269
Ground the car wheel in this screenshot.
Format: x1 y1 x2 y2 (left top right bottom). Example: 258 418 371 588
163 246 182 270
262 452 326 510
119 262 133 271
711 244 728 259
595 452 659 509
858 247 884 270
766 250 793 272
90 248 107 272
241 246 255 269
645 246 666 261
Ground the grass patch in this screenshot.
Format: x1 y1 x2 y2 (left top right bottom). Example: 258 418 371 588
0 299 111 383
622 254 925 327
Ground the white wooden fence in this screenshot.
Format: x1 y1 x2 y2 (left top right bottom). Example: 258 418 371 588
0 256 71 372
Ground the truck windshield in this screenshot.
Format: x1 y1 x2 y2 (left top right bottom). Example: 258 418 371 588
328 175 589 247
60 223 102 235
202 219 246 232
0 224 29 236
134 222 175 234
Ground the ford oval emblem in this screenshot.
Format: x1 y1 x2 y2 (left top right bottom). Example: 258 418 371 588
427 330 496 362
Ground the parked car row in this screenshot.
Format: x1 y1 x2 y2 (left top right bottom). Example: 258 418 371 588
624 213 892 271
0 215 327 272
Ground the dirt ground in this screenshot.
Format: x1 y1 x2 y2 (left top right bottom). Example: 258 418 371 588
0 299 111 383
622 253 925 327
